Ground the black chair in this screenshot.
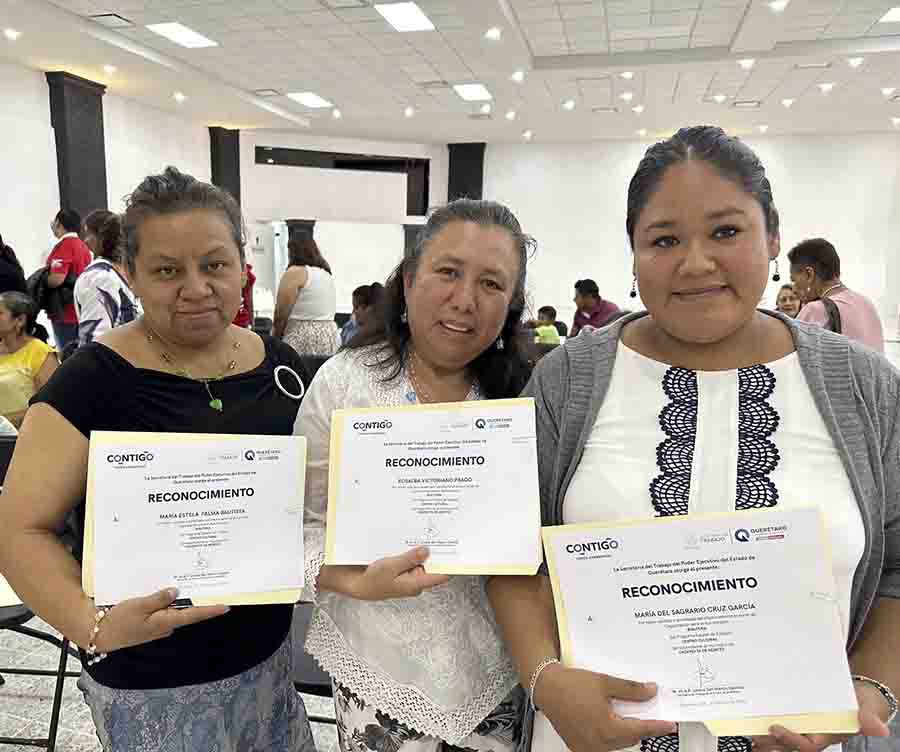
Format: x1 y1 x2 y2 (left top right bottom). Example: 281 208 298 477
334 312 351 329
253 316 273 336
291 603 336 727
553 321 568 337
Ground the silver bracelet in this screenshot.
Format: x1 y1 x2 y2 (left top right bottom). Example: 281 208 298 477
528 657 561 711
852 675 898 724
86 606 110 666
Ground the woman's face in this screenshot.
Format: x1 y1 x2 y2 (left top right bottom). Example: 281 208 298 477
82 226 99 255
632 160 777 345
776 286 801 317
0 303 22 337
404 220 520 373
129 209 244 348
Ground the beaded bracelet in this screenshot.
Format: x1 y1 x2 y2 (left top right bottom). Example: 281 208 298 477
852 675 898 724
86 607 109 666
528 657 561 711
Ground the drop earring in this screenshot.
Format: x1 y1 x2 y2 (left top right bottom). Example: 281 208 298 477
401 309 408 324
495 337 505 351
772 260 781 283
629 277 637 299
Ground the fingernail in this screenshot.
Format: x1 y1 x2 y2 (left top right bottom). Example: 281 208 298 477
644 681 658 691
167 587 179 599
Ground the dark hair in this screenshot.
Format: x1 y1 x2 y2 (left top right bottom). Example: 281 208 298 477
0 234 22 274
288 232 331 274
574 279 600 298
345 198 535 399
352 283 384 309
777 283 796 297
352 284 370 305
55 209 82 234
0 292 48 342
626 126 778 248
787 238 840 281
122 166 245 275
537 305 557 320
83 211 123 262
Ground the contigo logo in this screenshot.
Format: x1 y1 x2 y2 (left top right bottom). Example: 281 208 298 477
107 452 154 464
566 538 619 554
353 420 392 433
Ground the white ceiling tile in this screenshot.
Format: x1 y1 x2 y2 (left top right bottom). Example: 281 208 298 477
516 5 562 21
607 0 651 12
608 13 651 30
650 35 691 48
610 39 651 51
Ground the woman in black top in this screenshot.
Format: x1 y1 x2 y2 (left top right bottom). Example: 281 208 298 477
0 234 27 294
0 168 314 752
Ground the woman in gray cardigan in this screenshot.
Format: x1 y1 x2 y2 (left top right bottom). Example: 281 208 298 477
488 127 900 752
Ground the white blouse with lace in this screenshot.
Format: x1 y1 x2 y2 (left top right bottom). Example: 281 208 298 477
293 347 519 744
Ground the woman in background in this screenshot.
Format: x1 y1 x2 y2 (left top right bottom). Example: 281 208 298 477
76 212 139 345
0 292 57 427
775 282 801 318
273 232 338 357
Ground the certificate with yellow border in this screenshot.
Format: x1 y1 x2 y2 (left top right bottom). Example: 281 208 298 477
543 507 859 736
83 432 306 606
325 398 541 575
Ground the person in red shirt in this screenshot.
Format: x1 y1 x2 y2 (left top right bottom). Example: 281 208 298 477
47 209 92 349
570 278 620 336
233 262 256 328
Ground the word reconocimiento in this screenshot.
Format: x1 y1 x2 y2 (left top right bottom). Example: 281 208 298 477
622 577 759 599
386 456 486 468
148 488 255 503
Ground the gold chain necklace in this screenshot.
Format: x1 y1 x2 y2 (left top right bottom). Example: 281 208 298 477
820 282 845 299
144 324 239 412
406 352 433 404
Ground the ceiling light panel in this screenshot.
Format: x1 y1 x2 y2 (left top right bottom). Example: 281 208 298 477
147 22 218 48
287 91 334 107
374 2 435 32
453 83 492 101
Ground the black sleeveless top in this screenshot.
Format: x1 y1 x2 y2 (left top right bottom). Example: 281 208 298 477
32 335 310 689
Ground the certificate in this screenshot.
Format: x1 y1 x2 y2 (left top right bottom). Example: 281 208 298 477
543 507 859 736
84 432 306 606
325 398 541 575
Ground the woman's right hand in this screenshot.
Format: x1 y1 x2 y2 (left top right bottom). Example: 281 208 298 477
536 664 678 752
92 588 230 653
330 546 450 601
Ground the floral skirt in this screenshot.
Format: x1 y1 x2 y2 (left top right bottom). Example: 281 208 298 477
77 637 314 752
334 681 525 752
284 320 339 357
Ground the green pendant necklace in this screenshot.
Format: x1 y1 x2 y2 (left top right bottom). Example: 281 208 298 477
145 325 239 412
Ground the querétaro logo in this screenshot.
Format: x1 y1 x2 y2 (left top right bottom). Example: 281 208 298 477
352 420 392 433
244 450 256 461
106 452 154 464
475 418 487 429
734 528 751 543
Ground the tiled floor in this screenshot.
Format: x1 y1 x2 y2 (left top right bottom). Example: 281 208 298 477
0 616 338 751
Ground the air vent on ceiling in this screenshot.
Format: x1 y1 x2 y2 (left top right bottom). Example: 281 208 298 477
591 106 619 113
319 0 369 8
89 13 134 28
892 94 900 102
468 113 492 120
732 100 761 109
418 80 451 91
253 89 281 98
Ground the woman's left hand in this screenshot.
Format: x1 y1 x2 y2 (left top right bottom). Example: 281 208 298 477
751 681 891 751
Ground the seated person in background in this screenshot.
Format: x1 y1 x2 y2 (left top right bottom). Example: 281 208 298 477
789 238 884 352
0 292 57 427
571 278 620 336
533 306 561 345
775 283 801 318
340 284 370 346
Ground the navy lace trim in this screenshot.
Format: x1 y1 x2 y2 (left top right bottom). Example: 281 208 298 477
645 364 780 752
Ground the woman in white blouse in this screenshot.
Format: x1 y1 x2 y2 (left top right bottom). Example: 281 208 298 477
295 199 535 752
489 127 900 752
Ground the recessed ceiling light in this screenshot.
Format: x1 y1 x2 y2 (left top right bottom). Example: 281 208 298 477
523 130 533 140
818 82 834 93
879 7 900 23
637 128 647 137
738 58 755 70
883 87 897 97
892 117 900 127
287 91 333 108
3 28 21 41
146 22 217 48
621 71 634 80
404 105 415 118
758 124 769 133
453 83 492 101
480 102 492 114
848 57 864 68
632 104 645 114
713 94 727 103
733 100 761 109
173 91 186 103
768 0 789 12
103 64 117 74
505 110 516 120
782 98 795 107
620 91 634 101
484 27 502 41
332 108 342 119
511 70 525 83
374 2 434 32
562 98 576 111
267 158 275 164
795 62 830 69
